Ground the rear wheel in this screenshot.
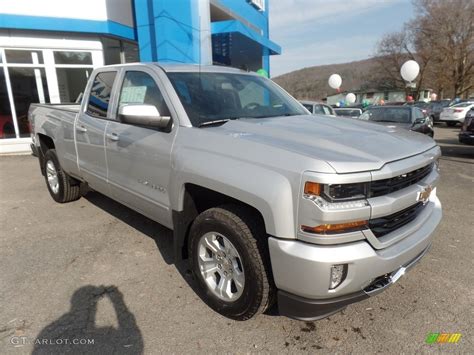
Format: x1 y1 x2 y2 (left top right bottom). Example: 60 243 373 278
189 205 274 320
43 149 81 203
446 121 457 127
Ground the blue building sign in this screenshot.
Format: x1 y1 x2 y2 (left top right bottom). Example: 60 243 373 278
134 0 280 74
0 0 280 148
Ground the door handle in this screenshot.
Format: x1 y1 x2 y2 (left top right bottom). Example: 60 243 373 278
76 125 87 133
107 133 120 141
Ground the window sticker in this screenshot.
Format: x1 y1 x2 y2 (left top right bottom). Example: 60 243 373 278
120 86 147 104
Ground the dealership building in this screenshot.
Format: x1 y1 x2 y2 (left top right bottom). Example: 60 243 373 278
0 0 281 153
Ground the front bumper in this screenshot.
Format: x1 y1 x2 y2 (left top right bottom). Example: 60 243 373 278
269 194 442 320
277 244 431 320
439 114 464 122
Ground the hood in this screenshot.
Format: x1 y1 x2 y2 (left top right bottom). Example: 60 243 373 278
206 115 436 173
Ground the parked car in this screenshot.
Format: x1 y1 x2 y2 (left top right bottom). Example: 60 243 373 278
299 100 336 116
334 107 363 118
439 102 474 126
427 100 451 123
459 108 474 145
30 63 442 321
385 101 406 106
405 100 428 108
0 114 16 139
358 106 434 137
0 97 16 138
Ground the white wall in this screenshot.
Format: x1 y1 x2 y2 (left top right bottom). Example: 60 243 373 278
0 0 134 27
0 30 103 50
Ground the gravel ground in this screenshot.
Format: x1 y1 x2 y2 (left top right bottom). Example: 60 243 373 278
0 125 472 354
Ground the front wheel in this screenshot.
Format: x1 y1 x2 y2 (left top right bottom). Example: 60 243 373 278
446 121 458 127
189 205 274 320
43 149 81 203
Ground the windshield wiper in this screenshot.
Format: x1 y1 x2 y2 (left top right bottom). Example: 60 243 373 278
373 120 399 123
198 118 240 128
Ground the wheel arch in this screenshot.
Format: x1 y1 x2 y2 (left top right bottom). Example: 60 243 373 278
172 183 269 262
37 133 56 175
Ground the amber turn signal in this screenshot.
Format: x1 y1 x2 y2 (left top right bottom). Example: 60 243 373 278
301 220 368 234
304 182 321 196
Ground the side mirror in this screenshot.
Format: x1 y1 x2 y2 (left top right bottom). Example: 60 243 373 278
118 104 171 129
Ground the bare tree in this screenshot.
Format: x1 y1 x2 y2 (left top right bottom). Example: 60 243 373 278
412 0 473 98
374 0 473 99
374 27 429 100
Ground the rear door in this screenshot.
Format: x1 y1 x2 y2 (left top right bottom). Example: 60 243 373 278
76 70 119 193
105 67 177 228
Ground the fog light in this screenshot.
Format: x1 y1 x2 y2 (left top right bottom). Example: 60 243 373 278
329 264 347 289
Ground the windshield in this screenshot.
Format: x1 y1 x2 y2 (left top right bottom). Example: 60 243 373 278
335 109 361 117
302 103 314 112
167 72 307 126
414 102 428 108
359 107 412 123
452 102 473 108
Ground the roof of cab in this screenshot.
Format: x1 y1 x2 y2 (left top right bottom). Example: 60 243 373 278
94 62 259 75
153 63 254 74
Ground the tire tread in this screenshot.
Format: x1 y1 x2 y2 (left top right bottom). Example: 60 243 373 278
189 204 275 320
44 149 81 203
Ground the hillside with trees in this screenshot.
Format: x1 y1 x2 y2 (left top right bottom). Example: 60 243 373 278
273 58 385 101
274 0 473 102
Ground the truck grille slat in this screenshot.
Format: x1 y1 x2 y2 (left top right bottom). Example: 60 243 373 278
369 203 426 238
370 163 433 197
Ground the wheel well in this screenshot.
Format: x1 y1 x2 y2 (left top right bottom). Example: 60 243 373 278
37 134 55 175
173 183 266 261
38 133 55 155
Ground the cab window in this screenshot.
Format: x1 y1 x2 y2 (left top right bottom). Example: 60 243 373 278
302 104 314 113
86 71 117 118
118 71 170 117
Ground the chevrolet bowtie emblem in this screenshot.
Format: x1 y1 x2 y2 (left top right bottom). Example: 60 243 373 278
417 185 433 204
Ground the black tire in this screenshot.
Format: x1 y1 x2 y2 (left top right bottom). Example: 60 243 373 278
446 121 457 127
43 149 81 203
189 205 274 320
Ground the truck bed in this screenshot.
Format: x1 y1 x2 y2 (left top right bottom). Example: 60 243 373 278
29 103 81 176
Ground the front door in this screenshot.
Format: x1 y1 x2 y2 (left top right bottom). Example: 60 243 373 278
105 68 177 228
76 70 118 193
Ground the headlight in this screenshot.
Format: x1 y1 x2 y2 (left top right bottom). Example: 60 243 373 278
304 182 368 202
302 182 369 234
324 183 367 201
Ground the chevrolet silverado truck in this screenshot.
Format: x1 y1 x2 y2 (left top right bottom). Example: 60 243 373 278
29 63 442 321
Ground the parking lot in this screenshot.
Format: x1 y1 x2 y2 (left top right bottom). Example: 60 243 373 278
0 125 472 354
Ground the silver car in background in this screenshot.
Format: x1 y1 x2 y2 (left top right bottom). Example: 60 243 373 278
439 102 474 126
300 100 336 116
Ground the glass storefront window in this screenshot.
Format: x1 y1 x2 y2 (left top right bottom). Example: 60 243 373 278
103 38 122 65
102 39 139 65
123 42 139 63
5 50 44 64
54 51 93 65
9 67 50 137
0 69 16 139
56 68 92 103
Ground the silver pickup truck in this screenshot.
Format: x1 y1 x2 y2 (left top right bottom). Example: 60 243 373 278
29 63 442 321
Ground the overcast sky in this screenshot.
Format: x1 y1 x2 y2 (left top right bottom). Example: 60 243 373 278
269 0 414 77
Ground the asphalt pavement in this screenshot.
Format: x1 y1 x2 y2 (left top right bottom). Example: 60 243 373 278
0 125 472 354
